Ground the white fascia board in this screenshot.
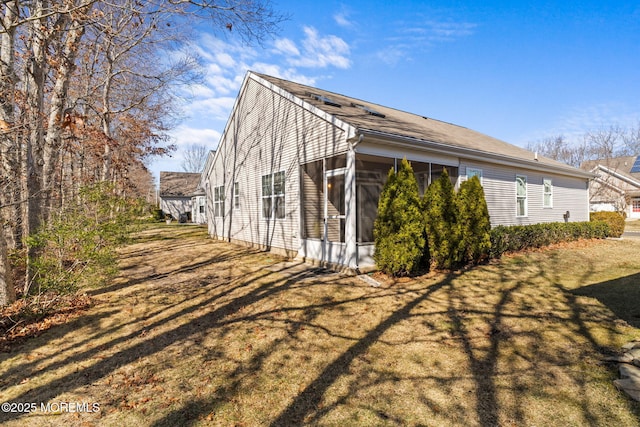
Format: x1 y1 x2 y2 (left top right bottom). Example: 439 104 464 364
358 129 595 180
200 150 217 186
595 164 640 188
203 73 255 183
249 72 358 140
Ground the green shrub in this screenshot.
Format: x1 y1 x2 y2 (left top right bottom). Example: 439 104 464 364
489 221 609 258
456 176 491 264
26 183 139 295
373 158 428 276
590 211 625 237
423 168 459 269
151 207 164 221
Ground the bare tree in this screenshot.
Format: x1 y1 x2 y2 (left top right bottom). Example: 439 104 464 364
181 144 209 172
0 0 286 304
526 135 589 168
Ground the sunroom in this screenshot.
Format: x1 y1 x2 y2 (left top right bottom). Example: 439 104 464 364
298 150 458 270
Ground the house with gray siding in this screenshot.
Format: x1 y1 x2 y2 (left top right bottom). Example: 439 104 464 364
202 71 593 269
582 155 640 218
159 171 203 223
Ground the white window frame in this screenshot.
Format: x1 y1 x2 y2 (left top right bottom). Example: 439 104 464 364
543 178 553 208
467 167 483 184
233 182 240 209
516 175 527 217
213 185 224 217
262 171 285 219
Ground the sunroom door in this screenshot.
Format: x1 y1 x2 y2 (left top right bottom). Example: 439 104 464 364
324 168 346 245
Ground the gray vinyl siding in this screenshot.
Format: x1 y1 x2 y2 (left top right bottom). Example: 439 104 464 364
206 76 349 253
460 161 589 227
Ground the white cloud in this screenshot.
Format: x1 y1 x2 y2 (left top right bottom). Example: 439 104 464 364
423 21 477 41
374 47 411 66
375 18 477 65
334 12 351 28
273 38 300 56
169 125 222 148
187 96 237 121
272 26 351 70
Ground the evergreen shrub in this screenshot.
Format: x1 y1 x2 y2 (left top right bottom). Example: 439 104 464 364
423 168 459 269
373 158 428 276
27 183 140 295
489 221 609 258
456 176 491 264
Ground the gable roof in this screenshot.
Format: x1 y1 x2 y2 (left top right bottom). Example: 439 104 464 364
251 72 592 178
159 172 201 198
581 156 640 186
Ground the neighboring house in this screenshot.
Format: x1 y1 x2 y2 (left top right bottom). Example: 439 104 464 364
202 71 593 270
582 155 640 218
191 186 207 224
159 171 201 222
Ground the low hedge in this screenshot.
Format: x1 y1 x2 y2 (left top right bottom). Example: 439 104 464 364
589 211 625 238
489 221 609 258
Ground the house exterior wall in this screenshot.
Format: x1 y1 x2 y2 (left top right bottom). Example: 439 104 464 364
191 195 207 224
204 72 593 269
459 160 590 226
160 197 191 221
204 75 351 255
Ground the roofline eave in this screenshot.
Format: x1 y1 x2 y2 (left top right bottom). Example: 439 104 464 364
595 164 640 188
355 129 595 179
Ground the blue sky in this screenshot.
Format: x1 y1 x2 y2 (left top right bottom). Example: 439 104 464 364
150 0 640 181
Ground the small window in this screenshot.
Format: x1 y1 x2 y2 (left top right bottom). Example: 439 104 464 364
633 200 640 213
262 171 285 219
234 182 240 209
516 175 527 217
214 185 224 217
467 168 483 184
543 178 553 208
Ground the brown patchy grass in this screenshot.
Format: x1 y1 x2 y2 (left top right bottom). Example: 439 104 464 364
0 224 639 426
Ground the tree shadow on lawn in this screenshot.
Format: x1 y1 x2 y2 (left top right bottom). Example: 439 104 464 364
571 272 640 329
2 242 640 426
154 259 640 426
0 256 342 424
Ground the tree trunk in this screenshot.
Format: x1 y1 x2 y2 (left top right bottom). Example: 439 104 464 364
43 9 90 210
24 0 48 294
0 1 19 305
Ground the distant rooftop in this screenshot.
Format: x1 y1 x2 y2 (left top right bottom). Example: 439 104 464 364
159 172 201 197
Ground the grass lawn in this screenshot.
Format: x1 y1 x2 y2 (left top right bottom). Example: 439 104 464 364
0 225 639 426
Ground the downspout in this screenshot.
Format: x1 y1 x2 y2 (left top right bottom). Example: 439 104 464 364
349 132 364 149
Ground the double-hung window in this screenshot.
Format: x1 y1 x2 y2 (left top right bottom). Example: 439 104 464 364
516 175 527 217
543 178 553 208
213 185 224 217
262 171 285 219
